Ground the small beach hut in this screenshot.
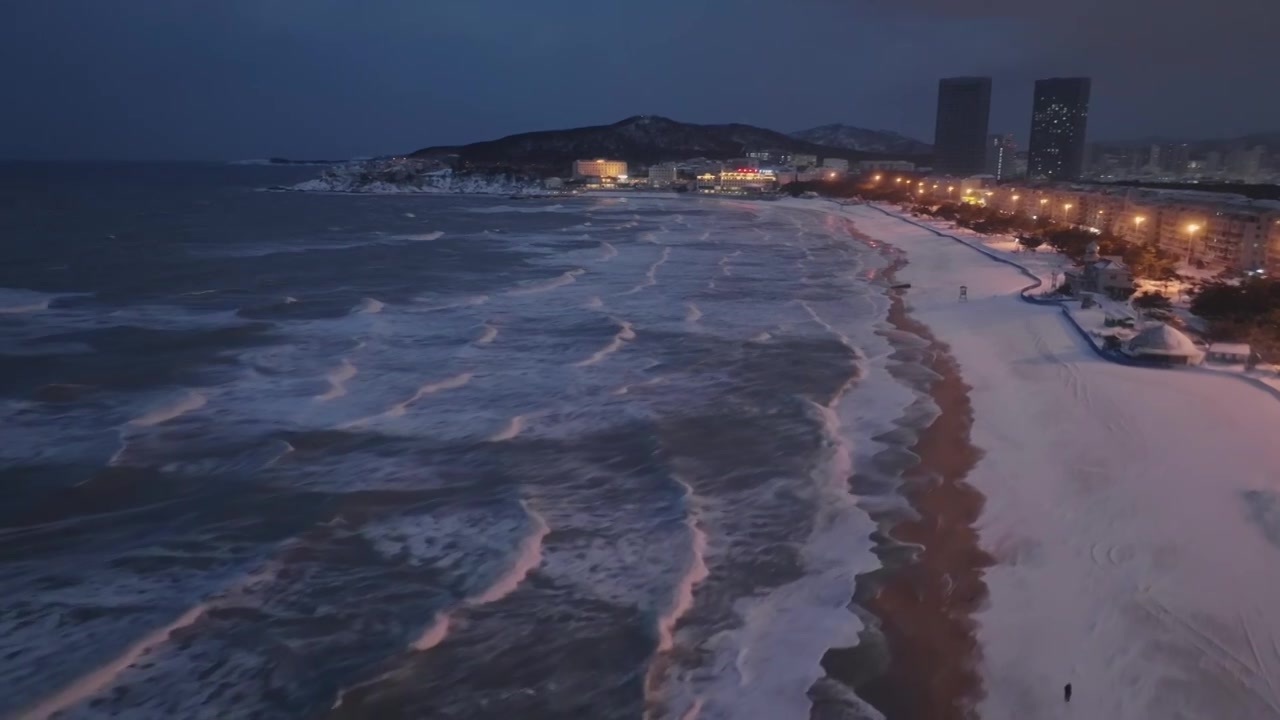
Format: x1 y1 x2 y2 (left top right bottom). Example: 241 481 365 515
1123 323 1204 366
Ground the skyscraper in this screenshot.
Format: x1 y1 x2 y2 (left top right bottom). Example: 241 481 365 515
985 133 1018 180
933 77 992 176
1027 78 1091 181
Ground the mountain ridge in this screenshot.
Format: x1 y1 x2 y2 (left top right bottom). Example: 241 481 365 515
409 115 916 173
789 124 932 155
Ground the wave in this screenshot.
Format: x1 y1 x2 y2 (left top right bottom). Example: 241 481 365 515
644 477 710 719
316 359 358 401
0 299 50 314
622 247 671 295
126 391 207 428
469 203 566 214
799 301 860 358
403 212 416 218
488 415 526 442
718 250 741 277
685 303 703 323
354 297 385 314
574 320 635 367
13 602 214 720
611 376 666 396
653 478 708 654
474 322 499 345
341 372 473 427
599 241 619 261
409 501 549 650
0 288 60 314
585 296 605 310
508 268 584 296
283 296 299 304
416 294 489 311
392 231 444 242
750 331 773 343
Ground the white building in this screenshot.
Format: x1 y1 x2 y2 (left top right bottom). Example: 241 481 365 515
790 154 818 169
648 163 680 186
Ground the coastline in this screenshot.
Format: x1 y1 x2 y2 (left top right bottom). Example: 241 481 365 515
816 247 991 718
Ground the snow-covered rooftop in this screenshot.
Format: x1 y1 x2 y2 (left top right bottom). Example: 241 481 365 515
1126 323 1202 358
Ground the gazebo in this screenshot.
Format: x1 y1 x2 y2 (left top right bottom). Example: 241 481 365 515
1123 323 1204 366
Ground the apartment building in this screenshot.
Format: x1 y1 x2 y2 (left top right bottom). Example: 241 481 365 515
959 180 1280 274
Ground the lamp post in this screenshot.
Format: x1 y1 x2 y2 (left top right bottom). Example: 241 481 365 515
1133 215 1145 242
1185 223 1201 266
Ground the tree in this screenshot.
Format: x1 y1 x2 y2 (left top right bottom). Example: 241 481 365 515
1131 292 1172 310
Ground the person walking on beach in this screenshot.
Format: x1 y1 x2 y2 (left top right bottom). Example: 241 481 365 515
1064 683 1072 703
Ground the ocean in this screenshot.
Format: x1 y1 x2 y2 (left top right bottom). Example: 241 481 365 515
0 164 923 719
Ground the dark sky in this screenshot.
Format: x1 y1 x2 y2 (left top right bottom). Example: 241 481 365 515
4 0 1276 160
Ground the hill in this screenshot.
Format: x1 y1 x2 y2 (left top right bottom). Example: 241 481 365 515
409 115 901 174
790 124 932 156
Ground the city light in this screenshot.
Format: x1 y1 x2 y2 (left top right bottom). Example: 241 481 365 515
895 178 903 184
1134 216 1146 226
874 175 882 182
1040 198 1049 205
1012 195 1020 201
1187 223 1201 233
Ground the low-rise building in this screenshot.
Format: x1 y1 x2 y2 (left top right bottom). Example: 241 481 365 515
1124 323 1204 365
789 154 818 169
648 162 680 186
1063 242 1132 299
859 159 917 173
695 168 778 194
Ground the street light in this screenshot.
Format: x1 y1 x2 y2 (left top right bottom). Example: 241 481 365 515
1186 223 1201 266
874 174 882 182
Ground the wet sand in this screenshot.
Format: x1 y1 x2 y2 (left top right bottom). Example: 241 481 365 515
815 253 992 720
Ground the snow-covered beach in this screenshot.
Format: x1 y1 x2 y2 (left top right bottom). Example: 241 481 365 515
792 198 1280 719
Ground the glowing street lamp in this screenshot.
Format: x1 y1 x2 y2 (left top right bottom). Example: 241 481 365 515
1186 223 1201 265
895 178 903 184
873 174 882 182
1012 195 1020 201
